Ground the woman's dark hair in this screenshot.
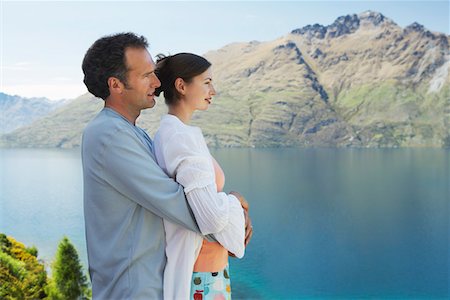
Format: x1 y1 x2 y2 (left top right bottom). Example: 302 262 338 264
154 53 211 105
82 32 148 100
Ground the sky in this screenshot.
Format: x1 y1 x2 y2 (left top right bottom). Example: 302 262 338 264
1 0 449 100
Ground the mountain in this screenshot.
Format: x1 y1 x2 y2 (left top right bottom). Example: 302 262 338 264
1 11 449 148
200 11 449 147
0 93 67 134
0 93 103 148
0 91 170 148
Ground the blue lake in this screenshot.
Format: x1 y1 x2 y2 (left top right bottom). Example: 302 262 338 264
0 148 448 299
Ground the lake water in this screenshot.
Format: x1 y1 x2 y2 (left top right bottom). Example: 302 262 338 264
0 148 448 299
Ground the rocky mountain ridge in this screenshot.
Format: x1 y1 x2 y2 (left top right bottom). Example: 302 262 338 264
0 93 67 134
1 11 449 148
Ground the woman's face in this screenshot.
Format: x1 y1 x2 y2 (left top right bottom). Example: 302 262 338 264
183 67 216 111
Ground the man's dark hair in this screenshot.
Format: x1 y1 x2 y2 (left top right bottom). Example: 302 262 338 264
82 32 148 100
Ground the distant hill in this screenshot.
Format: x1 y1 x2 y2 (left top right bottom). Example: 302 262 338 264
0 93 67 134
0 93 103 148
1 11 449 148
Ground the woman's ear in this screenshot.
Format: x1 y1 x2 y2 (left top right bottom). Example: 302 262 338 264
108 77 125 95
174 78 186 96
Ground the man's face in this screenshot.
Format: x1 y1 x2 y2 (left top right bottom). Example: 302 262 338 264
122 47 161 111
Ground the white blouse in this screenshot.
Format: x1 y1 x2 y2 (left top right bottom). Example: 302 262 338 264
154 114 245 300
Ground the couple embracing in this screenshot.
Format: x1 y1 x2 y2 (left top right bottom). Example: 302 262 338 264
81 32 253 300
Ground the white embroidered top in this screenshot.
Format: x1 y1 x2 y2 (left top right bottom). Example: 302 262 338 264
154 114 245 300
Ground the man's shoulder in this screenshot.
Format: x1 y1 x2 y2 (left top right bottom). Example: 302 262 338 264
84 109 131 135
82 109 137 150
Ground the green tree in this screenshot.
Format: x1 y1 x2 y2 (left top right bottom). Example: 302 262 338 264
50 236 89 300
0 233 48 299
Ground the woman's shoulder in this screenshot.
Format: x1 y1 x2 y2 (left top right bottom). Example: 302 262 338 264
155 115 205 151
158 115 203 140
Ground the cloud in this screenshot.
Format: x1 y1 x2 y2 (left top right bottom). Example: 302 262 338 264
51 77 73 82
2 61 36 71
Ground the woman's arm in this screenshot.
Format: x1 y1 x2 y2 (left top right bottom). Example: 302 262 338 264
185 184 245 257
159 131 245 257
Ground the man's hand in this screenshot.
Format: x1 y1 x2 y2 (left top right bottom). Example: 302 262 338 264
229 191 253 247
243 209 253 246
229 191 249 211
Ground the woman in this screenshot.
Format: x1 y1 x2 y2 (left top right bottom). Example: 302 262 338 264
153 53 247 300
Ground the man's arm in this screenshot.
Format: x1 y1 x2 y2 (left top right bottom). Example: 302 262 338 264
99 127 201 233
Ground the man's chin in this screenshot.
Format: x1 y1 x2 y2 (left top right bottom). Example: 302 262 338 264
143 99 156 109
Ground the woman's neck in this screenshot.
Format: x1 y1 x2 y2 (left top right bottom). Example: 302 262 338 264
168 103 193 124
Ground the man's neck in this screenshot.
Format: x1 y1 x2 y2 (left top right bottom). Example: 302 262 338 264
104 102 139 125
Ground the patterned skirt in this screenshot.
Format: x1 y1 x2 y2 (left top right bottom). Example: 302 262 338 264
190 264 231 300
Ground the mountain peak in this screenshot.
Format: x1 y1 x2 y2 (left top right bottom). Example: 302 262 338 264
0 92 67 134
292 11 397 39
405 22 425 33
291 23 327 38
0 92 52 104
327 13 360 38
403 22 439 40
358 10 388 26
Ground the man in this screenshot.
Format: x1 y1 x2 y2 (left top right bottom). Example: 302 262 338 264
81 32 252 299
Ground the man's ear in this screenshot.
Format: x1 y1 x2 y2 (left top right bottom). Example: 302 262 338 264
108 77 125 95
174 78 186 96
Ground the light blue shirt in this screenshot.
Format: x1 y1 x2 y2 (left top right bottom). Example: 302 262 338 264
82 108 201 300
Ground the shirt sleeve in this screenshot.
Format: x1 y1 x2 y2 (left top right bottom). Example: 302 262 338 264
161 131 245 258
100 127 201 233
187 186 245 258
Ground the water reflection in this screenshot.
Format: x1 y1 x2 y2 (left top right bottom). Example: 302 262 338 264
211 148 449 299
1 148 448 298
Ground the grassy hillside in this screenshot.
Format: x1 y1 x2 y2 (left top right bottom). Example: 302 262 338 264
1 11 448 148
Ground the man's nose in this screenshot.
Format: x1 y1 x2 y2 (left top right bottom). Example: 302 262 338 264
151 74 161 88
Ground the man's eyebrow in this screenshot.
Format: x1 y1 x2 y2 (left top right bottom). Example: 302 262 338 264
204 77 212 81
143 70 155 76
